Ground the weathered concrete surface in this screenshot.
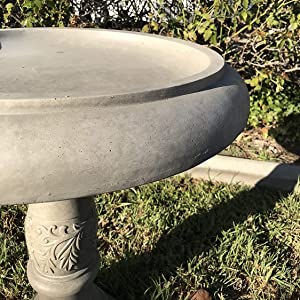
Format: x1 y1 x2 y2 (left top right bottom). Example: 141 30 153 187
0 28 249 205
0 28 224 100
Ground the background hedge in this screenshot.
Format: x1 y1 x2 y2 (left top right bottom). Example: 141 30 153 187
1 0 299 140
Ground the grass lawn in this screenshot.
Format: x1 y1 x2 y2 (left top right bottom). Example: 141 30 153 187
0 177 299 299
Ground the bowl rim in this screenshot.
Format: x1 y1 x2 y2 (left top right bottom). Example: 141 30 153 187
0 27 225 110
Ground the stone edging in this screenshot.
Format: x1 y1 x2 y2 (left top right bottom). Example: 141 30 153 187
184 155 300 191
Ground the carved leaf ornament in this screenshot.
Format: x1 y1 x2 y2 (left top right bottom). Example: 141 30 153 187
26 217 95 275
37 222 85 273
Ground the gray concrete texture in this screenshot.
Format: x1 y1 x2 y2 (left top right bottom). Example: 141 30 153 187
0 28 249 205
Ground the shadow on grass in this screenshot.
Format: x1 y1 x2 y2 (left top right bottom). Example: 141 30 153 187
96 171 296 299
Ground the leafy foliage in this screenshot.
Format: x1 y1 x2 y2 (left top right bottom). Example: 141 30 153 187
0 0 299 129
0 0 71 27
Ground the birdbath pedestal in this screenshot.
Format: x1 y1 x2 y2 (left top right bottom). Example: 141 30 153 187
0 28 249 299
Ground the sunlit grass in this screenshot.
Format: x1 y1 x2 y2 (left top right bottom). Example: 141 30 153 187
0 177 299 299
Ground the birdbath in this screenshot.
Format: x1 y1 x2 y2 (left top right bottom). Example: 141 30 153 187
0 28 249 299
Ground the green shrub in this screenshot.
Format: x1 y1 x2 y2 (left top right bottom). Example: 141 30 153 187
1 0 299 129
249 82 300 128
0 0 71 27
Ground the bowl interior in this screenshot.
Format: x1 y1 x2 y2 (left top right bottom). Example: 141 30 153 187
0 28 223 100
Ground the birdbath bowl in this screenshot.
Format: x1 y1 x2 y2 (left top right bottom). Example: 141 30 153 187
0 28 249 299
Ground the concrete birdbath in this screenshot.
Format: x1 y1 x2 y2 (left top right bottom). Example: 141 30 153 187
0 28 249 299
